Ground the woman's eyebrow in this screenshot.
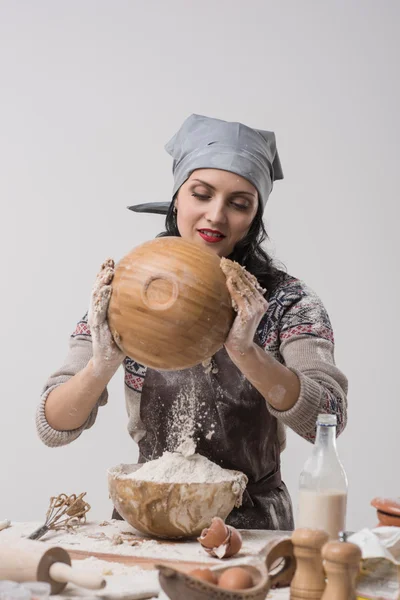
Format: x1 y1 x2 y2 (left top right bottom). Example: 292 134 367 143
191 178 256 197
191 178 217 190
231 190 257 198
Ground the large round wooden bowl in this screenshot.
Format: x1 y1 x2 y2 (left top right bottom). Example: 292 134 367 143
107 463 247 539
107 237 234 370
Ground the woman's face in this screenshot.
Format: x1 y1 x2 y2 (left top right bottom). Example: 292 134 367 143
175 169 259 258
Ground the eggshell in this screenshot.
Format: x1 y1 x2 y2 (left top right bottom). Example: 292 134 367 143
218 567 254 590
198 518 243 558
198 517 229 549
224 526 243 557
189 568 218 585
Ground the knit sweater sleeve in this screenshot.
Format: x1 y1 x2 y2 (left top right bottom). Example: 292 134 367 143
264 280 348 443
36 313 108 447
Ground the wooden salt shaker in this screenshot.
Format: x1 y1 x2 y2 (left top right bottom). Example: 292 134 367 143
290 528 329 600
321 541 361 600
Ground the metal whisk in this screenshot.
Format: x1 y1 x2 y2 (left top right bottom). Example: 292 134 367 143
28 492 91 541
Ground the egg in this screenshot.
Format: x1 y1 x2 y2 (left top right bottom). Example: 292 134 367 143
198 516 228 549
198 516 243 558
218 567 254 590
188 568 218 585
223 527 243 558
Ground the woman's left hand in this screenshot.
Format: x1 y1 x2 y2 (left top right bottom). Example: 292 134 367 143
220 258 269 361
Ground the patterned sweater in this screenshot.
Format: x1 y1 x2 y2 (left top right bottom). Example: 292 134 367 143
36 273 348 450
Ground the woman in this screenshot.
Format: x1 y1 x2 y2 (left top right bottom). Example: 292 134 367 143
37 114 348 530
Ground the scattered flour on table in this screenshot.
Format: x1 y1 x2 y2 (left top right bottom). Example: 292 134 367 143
72 556 153 577
69 557 160 599
56 531 214 560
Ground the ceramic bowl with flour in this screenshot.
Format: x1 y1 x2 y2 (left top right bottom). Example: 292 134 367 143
107 451 248 539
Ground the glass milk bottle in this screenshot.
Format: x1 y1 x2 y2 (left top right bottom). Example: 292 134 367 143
297 413 348 539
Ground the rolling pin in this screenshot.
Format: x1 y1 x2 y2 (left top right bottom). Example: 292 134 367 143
0 539 106 595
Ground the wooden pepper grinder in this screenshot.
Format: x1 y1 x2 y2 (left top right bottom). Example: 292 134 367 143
321 541 361 600
290 528 329 600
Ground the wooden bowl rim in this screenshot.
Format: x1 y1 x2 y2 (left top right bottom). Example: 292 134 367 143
107 463 247 488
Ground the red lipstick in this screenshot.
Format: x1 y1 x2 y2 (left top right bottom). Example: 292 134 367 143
197 229 225 243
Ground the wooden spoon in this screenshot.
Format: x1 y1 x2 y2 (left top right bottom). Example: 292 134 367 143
156 537 295 600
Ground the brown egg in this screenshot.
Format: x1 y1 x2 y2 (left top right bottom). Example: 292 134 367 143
223 527 243 558
188 568 218 585
198 517 242 558
218 567 254 590
198 517 229 549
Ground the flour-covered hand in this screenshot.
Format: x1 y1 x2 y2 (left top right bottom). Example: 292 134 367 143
220 258 268 359
88 259 125 375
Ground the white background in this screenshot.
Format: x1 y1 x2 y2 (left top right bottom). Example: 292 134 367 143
0 0 399 533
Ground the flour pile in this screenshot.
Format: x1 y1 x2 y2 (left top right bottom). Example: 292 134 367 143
123 449 248 491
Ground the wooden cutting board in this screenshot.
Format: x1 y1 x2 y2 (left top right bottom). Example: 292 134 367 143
69 548 211 572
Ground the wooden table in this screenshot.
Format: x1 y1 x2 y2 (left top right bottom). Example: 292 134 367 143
0 520 291 599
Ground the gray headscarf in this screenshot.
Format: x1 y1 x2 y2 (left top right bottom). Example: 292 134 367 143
128 114 283 215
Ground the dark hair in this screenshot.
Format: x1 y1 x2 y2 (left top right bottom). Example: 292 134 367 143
157 200 286 297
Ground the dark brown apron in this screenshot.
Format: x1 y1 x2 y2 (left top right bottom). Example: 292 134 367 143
113 344 294 531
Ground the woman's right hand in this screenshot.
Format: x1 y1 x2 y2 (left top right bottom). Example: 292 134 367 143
88 259 125 376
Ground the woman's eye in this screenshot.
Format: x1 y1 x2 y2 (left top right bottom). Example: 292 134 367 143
232 201 249 211
192 193 210 200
